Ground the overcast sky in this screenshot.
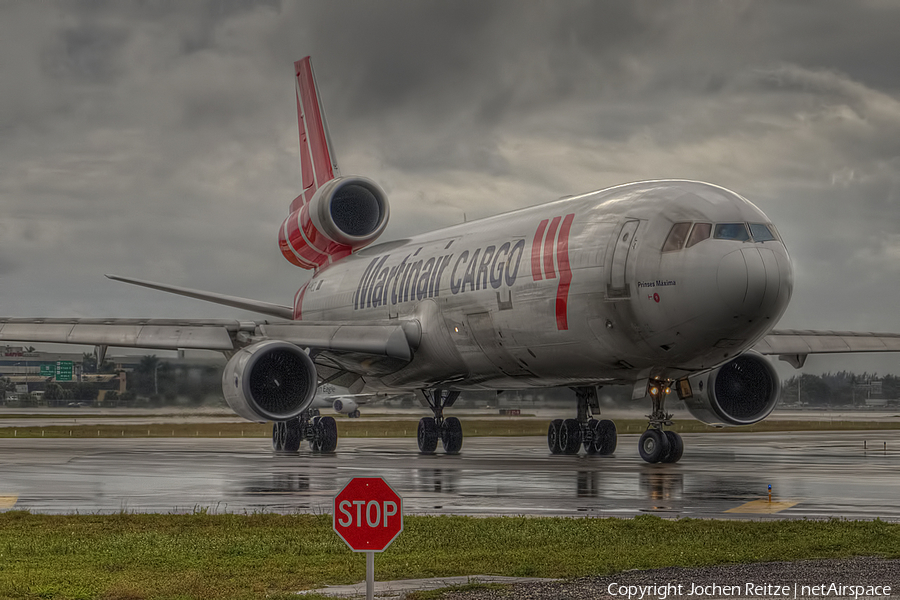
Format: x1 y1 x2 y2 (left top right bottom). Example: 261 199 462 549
2 1 899 375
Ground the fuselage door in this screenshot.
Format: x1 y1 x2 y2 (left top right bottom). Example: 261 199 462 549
607 219 640 299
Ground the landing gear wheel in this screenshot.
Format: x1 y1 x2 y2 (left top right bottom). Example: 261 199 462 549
548 419 563 455
662 431 684 464
283 419 301 453
350 410 361 419
559 418 582 455
272 421 286 452
440 417 463 455
417 418 438 454
593 419 617 455
312 416 337 454
639 429 670 464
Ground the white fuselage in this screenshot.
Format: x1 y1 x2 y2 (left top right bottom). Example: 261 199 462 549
297 180 793 391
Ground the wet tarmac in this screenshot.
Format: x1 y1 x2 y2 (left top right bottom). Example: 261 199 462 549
0 430 898 519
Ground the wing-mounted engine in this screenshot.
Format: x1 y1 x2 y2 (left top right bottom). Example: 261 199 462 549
222 340 318 422
680 351 781 426
279 176 390 269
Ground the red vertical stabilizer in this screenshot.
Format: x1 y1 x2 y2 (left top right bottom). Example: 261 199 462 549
279 58 389 271
292 57 340 212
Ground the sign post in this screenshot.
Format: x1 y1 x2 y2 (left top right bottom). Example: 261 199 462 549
333 477 403 600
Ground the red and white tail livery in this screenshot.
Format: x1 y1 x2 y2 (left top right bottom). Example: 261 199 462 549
278 57 389 270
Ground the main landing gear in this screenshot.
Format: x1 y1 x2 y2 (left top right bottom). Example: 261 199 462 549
417 389 463 455
547 386 617 456
638 382 683 464
272 409 338 454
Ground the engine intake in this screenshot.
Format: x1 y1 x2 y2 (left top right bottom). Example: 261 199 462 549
681 351 780 426
222 340 318 422
279 176 389 269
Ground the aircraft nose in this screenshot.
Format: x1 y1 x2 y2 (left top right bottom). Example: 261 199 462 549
717 247 790 317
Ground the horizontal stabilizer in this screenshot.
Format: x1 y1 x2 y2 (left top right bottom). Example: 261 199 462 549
106 275 294 320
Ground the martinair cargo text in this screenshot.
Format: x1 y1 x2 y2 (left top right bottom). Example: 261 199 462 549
4 57 900 462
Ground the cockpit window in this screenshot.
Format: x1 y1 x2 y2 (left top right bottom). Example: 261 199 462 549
714 223 750 241
749 223 777 242
686 223 711 248
662 222 692 252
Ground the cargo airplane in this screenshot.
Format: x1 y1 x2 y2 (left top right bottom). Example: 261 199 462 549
3 57 900 462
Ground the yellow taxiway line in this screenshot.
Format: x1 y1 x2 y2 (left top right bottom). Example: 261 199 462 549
726 499 799 514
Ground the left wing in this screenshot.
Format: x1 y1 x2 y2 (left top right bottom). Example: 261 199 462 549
755 330 900 368
0 318 419 360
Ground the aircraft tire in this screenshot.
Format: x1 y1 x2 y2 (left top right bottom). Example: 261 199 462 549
272 421 285 452
441 417 463 455
662 431 684 463
594 419 617 455
283 419 301 453
639 429 670 463
547 419 563 454
560 418 582 455
350 410 361 419
417 418 438 454
316 416 338 453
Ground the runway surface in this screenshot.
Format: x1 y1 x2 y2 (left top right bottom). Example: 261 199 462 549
0 431 898 519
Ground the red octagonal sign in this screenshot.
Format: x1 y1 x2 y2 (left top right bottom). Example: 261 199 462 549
333 477 403 552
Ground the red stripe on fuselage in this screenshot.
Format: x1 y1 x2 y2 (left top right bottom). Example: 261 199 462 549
531 219 549 281
543 216 561 280
555 213 575 330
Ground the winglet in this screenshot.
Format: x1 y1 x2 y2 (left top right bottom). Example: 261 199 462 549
292 56 340 212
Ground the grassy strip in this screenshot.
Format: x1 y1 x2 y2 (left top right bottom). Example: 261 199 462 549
0 512 898 600
0 413 235 420
2 419 900 439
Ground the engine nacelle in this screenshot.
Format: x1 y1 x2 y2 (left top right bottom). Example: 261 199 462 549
222 340 318 422
332 398 359 415
279 176 389 269
681 351 781 426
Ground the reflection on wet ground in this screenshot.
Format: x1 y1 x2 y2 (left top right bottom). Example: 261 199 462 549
0 431 899 518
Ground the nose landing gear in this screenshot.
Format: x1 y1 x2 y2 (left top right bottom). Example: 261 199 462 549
547 386 618 456
640 382 683 464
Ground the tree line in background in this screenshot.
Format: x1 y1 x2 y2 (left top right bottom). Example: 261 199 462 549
1 354 225 408
780 372 900 407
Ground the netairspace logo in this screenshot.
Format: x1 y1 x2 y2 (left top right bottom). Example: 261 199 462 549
605 582 892 600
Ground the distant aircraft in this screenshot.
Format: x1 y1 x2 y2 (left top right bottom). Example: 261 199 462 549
3 57 900 462
310 383 402 419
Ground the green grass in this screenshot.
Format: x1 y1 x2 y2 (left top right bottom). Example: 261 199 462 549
0 512 898 600
1 418 900 439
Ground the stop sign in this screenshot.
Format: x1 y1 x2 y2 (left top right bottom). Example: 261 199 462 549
333 477 403 552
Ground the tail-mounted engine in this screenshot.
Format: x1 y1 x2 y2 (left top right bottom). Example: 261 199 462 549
680 351 781 426
222 340 318 422
279 176 389 269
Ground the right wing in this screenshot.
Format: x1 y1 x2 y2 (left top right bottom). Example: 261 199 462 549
755 329 900 368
